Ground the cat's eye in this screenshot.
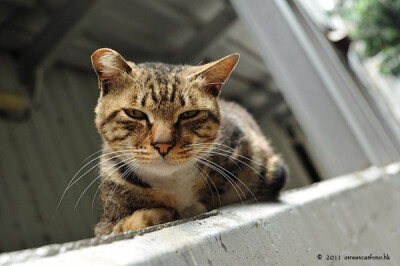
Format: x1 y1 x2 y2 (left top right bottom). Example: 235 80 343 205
179 110 200 120
123 109 148 120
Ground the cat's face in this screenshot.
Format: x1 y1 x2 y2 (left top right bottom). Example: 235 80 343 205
92 48 238 176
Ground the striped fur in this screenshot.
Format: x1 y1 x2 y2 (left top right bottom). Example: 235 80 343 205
91 48 287 236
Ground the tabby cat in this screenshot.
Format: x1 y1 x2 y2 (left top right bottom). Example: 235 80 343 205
91 48 287 236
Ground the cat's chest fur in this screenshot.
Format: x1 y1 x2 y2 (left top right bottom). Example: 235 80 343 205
136 167 199 213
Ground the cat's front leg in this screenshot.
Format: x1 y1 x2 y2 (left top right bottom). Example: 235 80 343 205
112 207 178 233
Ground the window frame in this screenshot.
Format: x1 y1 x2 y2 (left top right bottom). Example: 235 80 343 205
230 0 400 179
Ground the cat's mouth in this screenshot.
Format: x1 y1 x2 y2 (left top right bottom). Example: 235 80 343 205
137 158 184 176
153 159 176 169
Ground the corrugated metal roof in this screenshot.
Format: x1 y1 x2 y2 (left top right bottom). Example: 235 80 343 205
0 53 100 252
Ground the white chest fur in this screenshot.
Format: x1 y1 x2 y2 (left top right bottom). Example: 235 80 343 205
136 166 198 213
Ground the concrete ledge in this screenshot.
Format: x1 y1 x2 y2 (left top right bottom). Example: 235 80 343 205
2 164 400 265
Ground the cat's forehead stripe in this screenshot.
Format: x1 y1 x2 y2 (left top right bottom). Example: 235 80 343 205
145 75 151 84
170 84 177 102
179 94 186 106
129 64 212 111
135 64 186 106
149 83 157 102
161 87 168 101
141 93 148 106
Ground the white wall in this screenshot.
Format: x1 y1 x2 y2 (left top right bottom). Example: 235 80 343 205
1 163 399 265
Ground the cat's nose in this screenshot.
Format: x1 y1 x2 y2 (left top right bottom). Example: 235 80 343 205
152 141 174 156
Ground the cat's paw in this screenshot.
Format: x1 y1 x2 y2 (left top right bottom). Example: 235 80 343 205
113 208 177 233
179 202 207 219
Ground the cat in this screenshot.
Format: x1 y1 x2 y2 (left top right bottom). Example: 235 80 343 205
91 48 287 236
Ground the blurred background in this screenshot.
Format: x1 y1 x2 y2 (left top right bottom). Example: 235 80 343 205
0 0 399 253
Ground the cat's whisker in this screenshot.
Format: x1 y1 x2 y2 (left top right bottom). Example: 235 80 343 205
108 162 139 206
193 157 245 204
83 147 110 162
193 156 245 199
76 155 135 210
90 157 136 211
200 156 257 201
83 145 127 162
197 136 218 142
188 142 236 153
188 161 215 205
67 150 132 189
105 160 139 208
74 160 120 210
195 162 222 206
186 145 235 158
57 149 134 209
192 147 239 168
190 143 270 170
195 150 267 183
196 155 259 203
195 149 241 170
73 146 147 186
195 147 267 182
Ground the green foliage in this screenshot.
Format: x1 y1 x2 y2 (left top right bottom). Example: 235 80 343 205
339 0 400 76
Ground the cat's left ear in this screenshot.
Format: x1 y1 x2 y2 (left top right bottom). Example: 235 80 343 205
189 53 239 97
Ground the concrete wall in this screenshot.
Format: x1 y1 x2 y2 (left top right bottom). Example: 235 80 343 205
1 163 399 265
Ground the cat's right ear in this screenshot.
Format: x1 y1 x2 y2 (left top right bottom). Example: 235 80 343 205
91 48 133 94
